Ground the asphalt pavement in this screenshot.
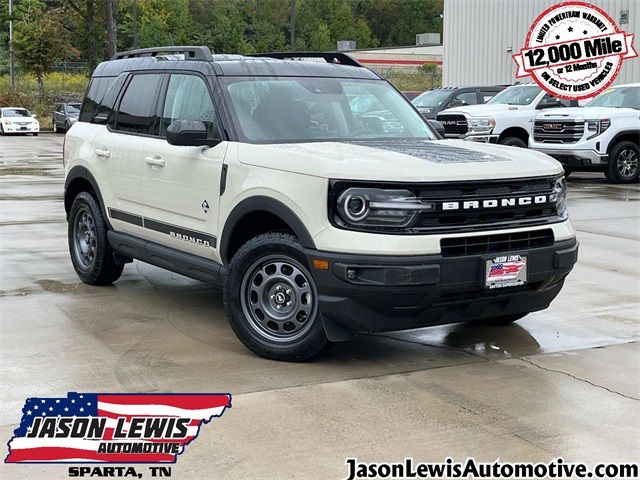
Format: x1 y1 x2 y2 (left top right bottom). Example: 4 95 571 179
1 133 638 479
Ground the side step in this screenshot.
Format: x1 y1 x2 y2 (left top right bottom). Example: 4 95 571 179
108 231 226 286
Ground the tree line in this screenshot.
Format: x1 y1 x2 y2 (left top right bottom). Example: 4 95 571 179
1 0 443 92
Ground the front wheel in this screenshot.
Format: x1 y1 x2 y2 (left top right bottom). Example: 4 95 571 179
606 141 639 184
52 120 58 133
499 136 527 148
68 191 124 285
223 233 330 361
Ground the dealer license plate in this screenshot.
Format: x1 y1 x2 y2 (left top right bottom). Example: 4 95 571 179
485 255 527 289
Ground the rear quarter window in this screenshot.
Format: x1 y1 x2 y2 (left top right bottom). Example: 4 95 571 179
80 74 127 123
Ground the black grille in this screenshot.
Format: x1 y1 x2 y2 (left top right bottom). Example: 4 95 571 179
440 229 554 257
436 114 468 136
533 120 584 144
415 177 559 232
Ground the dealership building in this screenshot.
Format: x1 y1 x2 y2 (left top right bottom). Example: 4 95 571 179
442 0 639 87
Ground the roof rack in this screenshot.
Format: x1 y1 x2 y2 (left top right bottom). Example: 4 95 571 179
111 46 213 62
249 51 363 68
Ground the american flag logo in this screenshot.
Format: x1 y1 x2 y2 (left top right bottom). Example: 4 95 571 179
488 261 526 280
5 392 231 463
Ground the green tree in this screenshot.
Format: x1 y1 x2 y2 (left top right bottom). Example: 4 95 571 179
12 3 79 94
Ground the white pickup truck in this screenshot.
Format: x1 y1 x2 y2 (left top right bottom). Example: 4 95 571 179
437 84 578 148
529 83 640 184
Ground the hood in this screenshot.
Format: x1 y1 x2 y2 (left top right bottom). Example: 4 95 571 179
439 103 525 118
535 106 638 119
239 139 562 182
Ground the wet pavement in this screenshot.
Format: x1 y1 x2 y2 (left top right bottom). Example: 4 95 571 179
1 134 638 478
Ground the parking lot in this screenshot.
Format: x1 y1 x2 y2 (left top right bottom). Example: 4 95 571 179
1 133 638 478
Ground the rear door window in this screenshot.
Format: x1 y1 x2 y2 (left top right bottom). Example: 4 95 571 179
113 74 164 135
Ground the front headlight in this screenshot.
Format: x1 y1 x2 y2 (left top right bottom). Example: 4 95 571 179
69 117 78 124
335 187 434 228
550 176 568 217
586 119 610 139
4 120 12 125
468 117 496 133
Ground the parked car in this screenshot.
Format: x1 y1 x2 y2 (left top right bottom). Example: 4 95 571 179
437 84 579 147
402 90 423 101
412 86 506 119
530 83 640 184
0 107 40 135
64 46 577 361
52 102 82 133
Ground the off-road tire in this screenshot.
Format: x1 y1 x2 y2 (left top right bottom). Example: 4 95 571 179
606 141 639 184
499 136 527 148
68 191 124 285
477 312 529 326
224 233 330 361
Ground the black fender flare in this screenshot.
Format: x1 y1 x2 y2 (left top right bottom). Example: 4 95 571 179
607 130 640 155
64 166 112 229
220 196 316 264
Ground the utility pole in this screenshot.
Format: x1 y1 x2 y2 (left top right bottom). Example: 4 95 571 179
132 0 139 49
9 0 15 88
290 0 296 50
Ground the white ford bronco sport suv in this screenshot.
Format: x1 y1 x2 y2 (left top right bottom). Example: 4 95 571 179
64 47 578 361
437 84 579 147
530 83 640 184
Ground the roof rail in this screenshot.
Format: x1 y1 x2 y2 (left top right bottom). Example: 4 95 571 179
111 46 213 62
249 51 363 68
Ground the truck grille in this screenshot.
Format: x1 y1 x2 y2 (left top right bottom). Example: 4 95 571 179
413 176 560 233
440 229 554 256
533 120 584 144
436 114 468 136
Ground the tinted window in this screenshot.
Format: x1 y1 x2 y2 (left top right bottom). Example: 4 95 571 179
80 77 115 122
452 91 478 106
114 74 163 135
480 89 501 102
161 74 218 137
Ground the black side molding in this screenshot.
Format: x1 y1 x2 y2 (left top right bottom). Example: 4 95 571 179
108 231 226 286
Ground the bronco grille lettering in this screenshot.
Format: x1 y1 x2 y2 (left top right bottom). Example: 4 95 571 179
442 195 549 210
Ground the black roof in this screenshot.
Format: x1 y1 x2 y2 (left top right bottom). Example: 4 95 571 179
93 47 380 80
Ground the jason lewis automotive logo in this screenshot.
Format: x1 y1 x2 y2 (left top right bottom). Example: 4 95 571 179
513 1 637 100
5 392 231 463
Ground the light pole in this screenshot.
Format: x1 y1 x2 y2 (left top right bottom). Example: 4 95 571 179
9 0 15 88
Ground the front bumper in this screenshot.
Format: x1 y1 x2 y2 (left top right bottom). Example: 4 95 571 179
531 147 608 167
305 238 578 333
2 124 39 133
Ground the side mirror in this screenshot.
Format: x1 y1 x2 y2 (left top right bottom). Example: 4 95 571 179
32 114 37 118
166 119 220 147
427 119 445 139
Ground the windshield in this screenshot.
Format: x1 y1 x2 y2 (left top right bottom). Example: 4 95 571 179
488 85 541 105
585 86 640 109
221 77 436 143
2 108 31 118
67 103 82 115
412 90 451 108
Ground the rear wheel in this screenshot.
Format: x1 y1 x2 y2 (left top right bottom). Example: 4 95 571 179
68 191 124 285
606 141 639 184
499 136 527 148
224 233 330 361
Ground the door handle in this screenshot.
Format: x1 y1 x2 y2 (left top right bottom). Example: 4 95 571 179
145 156 165 167
94 148 111 158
